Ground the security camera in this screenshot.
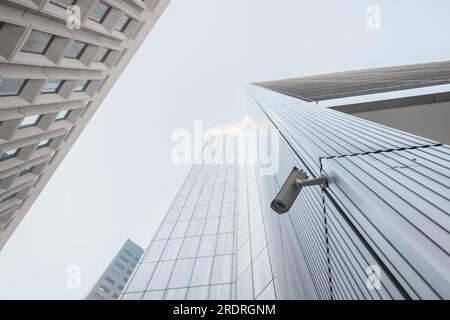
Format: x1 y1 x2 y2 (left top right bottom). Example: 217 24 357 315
271 167 327 214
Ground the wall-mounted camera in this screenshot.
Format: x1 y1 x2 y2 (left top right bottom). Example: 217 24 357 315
271 167 328 214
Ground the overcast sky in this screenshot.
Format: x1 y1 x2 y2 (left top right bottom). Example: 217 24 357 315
0 0 449 299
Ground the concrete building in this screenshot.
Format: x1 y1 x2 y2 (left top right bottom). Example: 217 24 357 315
122 61 450 300
0 0 170 250
86 239 143 300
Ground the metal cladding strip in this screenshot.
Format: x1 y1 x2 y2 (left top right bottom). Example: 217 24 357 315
263 110 435 180
254 61 450 102
246 90 328 299
248 86 402 299
321 146 450 299
325 200 405 300
248 86 448 299
269 102 436 156
276 138 330 299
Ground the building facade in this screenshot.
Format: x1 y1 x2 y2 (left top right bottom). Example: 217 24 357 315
0 0 170 250
123 61 450 300
86 239 143 300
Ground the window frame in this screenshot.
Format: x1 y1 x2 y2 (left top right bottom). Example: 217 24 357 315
89 1 112 24
114 14 131 32
18 166 35 177
0 148 19 162
55 110 71 121
42 80 64 94
49 0 78 10
105 276 115 285
64 40 88 59
36 139 52 149
1 193 18 204
19 114 42 129
93 47 111 63
21 30 55 55
73 79 91 92
0 79 28 97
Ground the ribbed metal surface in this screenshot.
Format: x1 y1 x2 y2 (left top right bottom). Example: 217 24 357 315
322 146 450 299
247 85 449 300
257 91 435 177
277 139 329 299
255 61 450 102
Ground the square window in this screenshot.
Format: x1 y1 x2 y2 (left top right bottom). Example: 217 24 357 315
219 216 234 234
114 14 131 32
18 166 35 177
171 221 189 238
203 218 219 235
89 1 111 23
115 262 125 270
50 0 77 9
207 204 221 218
94 47 111 63
167 259 195 289
37 139 52 149
192 206 208 219
178 237 201 259
93 293 104 300
74 79 90 92
197 234 216 257
147 260 175 290
160 238 183 260
126 262 156 292
65 40 88 59
216 233 234 255
211 255 233 285
42 80 63 94
143 291 164 300
55 110 70 121
21 30 54 55
186 219 204 237
164 288 188 300
99 284 110 293
105 276 115 285
1 193 17 204
0 148 18 161
0 79 26 96
20 114 41 128
143 240 166 262
190 257 213 287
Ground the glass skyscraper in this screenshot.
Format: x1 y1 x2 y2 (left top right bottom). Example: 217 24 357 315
122 133 277 300
123 61 450 300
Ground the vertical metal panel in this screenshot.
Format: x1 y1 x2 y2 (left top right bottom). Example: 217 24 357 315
246 91 322 299
248 85 449 300
322 146 450 299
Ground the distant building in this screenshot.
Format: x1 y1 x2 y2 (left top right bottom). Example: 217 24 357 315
87 239 144 300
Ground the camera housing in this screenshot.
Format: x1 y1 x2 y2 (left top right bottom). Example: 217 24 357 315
271 167 327 214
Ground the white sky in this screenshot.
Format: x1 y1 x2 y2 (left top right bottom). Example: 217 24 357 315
0 0 449 299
